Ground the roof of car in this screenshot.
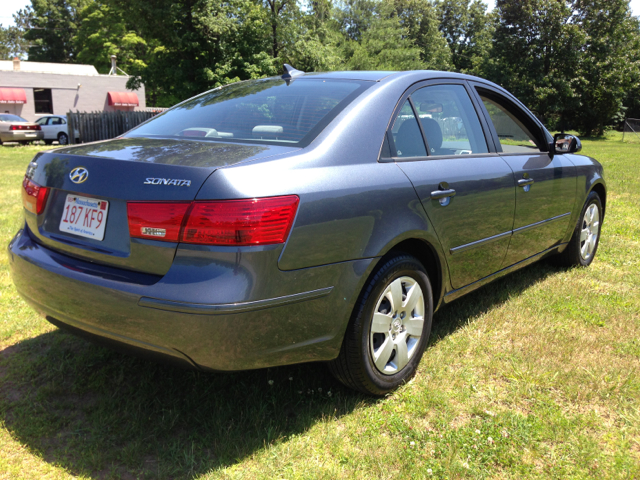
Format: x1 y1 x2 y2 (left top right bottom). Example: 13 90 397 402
297 70 489 83
301 71 399 81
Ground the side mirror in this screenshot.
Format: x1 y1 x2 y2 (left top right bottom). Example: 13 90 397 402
553 133 582 154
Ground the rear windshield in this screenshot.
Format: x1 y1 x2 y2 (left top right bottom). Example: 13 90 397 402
0 114 28 122
126 78 371 146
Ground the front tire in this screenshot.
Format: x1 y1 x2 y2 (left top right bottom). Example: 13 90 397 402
329 254 433 395
554 191 603 267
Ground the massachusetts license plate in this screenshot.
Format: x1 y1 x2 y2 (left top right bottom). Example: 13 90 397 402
59 194 109 241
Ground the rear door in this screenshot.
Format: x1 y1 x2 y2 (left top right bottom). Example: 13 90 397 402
390 81 515 290
472 85 577 266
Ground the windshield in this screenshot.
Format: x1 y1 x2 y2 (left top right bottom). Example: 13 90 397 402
126 78 371 146
35 117 49 125
0 114 28 123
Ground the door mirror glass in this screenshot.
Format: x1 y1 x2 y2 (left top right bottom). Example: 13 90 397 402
554 133 582 154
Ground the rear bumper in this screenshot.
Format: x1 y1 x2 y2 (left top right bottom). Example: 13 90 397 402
8 226 373 371
0 131 44 142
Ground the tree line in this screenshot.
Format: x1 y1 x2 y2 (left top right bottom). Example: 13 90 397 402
1 0 639 135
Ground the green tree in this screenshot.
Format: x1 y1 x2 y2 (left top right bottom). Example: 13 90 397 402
74 2 149 75
570 0 640 135
392 0 451 69
20 0 90 62
0 24 29 59
485 0 583 129
435 0 492 74
109 0 280 106
335 0 430 71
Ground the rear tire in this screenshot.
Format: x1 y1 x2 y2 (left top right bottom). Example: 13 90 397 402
329 254 433 396
58 132 69 145
554 191 603 267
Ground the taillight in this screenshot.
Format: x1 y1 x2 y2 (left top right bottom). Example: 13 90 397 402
10 125 40 131
127 202 191 242
22 176 49 215
182 196 300 246
127 196 299 246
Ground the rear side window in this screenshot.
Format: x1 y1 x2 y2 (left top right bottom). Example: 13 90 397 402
411 84 488 156
391 100 427 158
127 78 370 146
479 94 543 153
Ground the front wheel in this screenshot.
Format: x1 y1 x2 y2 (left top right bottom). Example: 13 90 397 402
554 191 603 267
329 254 433 395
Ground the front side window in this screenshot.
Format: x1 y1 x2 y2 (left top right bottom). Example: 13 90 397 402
50 117 64 125
411 84 488 155
127 78 370 146
479 94 542 153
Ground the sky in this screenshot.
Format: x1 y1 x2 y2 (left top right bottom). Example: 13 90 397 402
2 0 640 26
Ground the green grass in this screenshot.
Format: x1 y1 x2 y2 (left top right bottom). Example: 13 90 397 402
1 132 639 479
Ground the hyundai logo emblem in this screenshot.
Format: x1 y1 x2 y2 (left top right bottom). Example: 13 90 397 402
69 167 89 184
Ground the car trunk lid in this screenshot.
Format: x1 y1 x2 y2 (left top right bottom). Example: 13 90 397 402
25 137 297 276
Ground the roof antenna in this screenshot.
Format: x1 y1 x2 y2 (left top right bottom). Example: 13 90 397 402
282 64 304 85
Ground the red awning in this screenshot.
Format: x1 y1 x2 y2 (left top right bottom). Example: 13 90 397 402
0 88 27 104
107 91 139 107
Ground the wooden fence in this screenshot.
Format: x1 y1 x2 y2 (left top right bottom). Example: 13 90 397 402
66 110 166 144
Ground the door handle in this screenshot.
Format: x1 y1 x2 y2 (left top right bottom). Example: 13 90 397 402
517 178 534 187
430 188 456 200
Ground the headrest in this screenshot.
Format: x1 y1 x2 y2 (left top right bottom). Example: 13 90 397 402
395 120 426 157
420 117 443 152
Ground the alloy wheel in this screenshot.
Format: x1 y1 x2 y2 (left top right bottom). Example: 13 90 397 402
580 203 600 261
370 276 425 375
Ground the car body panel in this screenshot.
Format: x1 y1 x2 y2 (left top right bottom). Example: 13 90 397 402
499 152 577 266
9 226 374 370
397 155 516 289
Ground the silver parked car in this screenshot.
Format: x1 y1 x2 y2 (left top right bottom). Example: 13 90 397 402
0 114 44 145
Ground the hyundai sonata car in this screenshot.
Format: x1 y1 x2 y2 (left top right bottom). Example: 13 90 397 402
8 67 605 395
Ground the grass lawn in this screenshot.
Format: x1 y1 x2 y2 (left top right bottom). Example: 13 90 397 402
0 133 639 479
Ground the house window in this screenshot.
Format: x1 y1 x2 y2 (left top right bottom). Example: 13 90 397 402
34 89 53 114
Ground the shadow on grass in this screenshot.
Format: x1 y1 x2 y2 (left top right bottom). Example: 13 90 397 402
0 260 562 479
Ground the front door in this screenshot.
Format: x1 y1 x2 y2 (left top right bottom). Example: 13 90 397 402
474 88 577 266
390 83 516 290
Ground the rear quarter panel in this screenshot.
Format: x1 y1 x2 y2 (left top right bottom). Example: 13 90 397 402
196 76 448 274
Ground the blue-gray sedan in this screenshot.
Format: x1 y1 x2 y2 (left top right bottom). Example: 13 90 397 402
8 68 606 395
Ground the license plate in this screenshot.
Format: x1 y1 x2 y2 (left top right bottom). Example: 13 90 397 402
59 194 109 241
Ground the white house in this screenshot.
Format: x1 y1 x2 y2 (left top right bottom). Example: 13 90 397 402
0 57 146 121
